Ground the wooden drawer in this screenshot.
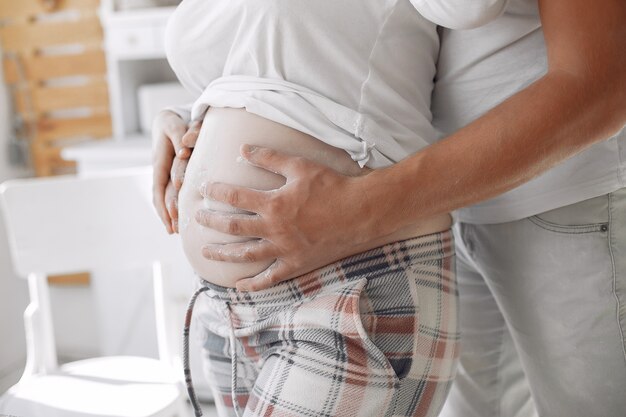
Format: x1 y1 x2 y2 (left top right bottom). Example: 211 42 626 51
105 25 162 57
101 7 174 59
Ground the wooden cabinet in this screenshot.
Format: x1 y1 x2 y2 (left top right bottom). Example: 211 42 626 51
62 0 194 172
100 1 180 140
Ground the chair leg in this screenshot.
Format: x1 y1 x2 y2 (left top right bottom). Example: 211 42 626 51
21 273 58 379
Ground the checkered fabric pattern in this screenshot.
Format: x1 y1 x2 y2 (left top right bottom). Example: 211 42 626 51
189 230 459 417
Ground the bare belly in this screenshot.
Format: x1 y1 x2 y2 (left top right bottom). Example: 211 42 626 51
178 107 451 287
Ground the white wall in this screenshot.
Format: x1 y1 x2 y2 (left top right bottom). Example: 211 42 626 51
0 56 30 393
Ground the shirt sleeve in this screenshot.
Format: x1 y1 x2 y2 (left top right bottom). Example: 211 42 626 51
410 0 508 29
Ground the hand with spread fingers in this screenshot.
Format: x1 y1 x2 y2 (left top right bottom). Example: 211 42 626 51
194 144 382 292
151 110 202 233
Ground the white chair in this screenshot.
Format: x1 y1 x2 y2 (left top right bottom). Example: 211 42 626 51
0 167 192 417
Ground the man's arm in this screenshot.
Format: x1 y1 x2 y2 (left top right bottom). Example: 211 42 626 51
369 0 626 228
197 0 626 290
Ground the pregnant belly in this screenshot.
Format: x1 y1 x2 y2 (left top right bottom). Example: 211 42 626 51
178 107 452 288
178 107 366 287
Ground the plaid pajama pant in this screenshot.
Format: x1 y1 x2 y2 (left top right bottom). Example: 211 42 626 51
184 230 459 417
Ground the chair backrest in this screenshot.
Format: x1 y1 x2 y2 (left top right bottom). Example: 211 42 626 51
0 167 188 376
0 167 183 276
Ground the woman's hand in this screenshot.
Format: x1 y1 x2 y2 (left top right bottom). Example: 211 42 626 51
152 110 202 233
195 144 385 291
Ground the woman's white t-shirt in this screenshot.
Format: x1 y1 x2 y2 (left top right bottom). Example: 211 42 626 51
164 0 505 168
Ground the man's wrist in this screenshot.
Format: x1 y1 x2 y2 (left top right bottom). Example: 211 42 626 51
355 164 414 241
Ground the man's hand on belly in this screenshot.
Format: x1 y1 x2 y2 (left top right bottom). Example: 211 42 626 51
151 110 201 233
195 144 381 291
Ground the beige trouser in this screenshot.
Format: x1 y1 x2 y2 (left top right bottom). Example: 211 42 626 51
441 188 626 417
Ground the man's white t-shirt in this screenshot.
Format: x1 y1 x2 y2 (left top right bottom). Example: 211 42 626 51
432 0 626 224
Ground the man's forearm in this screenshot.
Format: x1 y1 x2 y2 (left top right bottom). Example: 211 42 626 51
367 69 626 236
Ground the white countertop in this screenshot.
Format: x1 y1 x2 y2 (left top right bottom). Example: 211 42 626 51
61 135 153 173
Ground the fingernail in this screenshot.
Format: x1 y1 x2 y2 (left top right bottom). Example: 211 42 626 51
201 246 213 259
242 144 258 154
